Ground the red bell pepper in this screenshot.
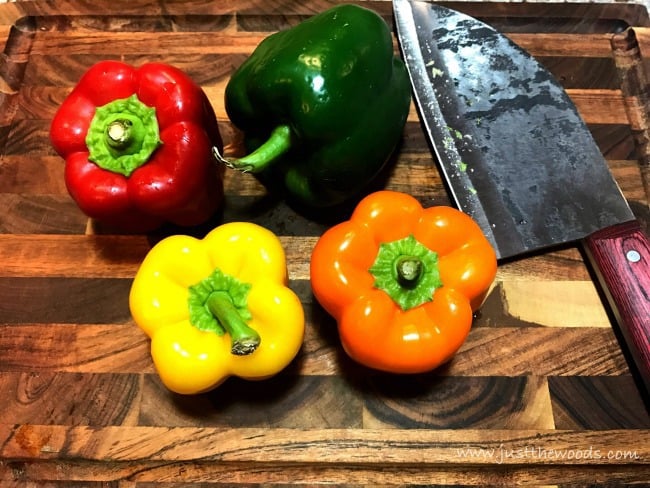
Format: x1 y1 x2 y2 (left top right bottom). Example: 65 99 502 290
50 60 224 231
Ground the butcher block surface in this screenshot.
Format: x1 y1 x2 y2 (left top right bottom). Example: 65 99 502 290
0 0 649 485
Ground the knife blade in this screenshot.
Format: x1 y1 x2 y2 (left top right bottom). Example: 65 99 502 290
393 0 650 391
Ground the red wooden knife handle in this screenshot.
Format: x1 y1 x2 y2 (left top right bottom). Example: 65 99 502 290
583 219 650 393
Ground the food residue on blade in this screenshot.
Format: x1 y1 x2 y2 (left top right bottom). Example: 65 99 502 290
426 59 444 78
443 126 472 173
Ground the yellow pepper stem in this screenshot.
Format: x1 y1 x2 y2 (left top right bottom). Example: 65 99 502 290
206 291 261 355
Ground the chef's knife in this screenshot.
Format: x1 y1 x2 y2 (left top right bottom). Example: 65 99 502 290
393 0 650 391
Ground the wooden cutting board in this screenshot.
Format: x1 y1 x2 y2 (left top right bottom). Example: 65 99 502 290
0 0 649 485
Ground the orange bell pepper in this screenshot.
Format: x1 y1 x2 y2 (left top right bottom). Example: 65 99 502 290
310 190 497 373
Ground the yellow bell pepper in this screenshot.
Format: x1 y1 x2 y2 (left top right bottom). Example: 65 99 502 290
129 222 305 395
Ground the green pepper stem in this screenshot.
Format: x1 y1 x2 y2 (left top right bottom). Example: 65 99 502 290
205 292 261 355
395 256 423 288
212 124 292 173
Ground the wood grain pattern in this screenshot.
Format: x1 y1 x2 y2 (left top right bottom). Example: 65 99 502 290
615 26 650 206
0 0 649 485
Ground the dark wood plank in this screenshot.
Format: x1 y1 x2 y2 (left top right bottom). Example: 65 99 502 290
140 375 363 429
0 277 132 324
549 376 650 429
0 194 86 234
0 372 141 426
360 375 554 429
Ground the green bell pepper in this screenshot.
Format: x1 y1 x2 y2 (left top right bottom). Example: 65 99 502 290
217 4 412 208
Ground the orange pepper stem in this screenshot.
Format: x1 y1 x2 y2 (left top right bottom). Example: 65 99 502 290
395 256 423 289
369 234 442 311
205 291 261 356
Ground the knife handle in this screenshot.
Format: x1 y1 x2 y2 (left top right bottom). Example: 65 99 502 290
583 219 650 394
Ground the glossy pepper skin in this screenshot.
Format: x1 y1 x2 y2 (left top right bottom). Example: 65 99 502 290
310 191 497 374
50 60 224 232
218 4 411 208
129 222 305 394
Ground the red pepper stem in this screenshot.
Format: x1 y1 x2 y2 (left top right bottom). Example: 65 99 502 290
395 256 423 289
106 119 134 150
85 94 161 177
213 124 292 173
205 291 261 355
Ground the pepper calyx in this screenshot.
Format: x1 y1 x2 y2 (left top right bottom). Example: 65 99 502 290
86 94 162 177
212 124 292 173
369 234 442 310
188 268 261 355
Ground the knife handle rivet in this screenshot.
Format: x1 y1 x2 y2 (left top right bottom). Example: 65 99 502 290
626 250 641 263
